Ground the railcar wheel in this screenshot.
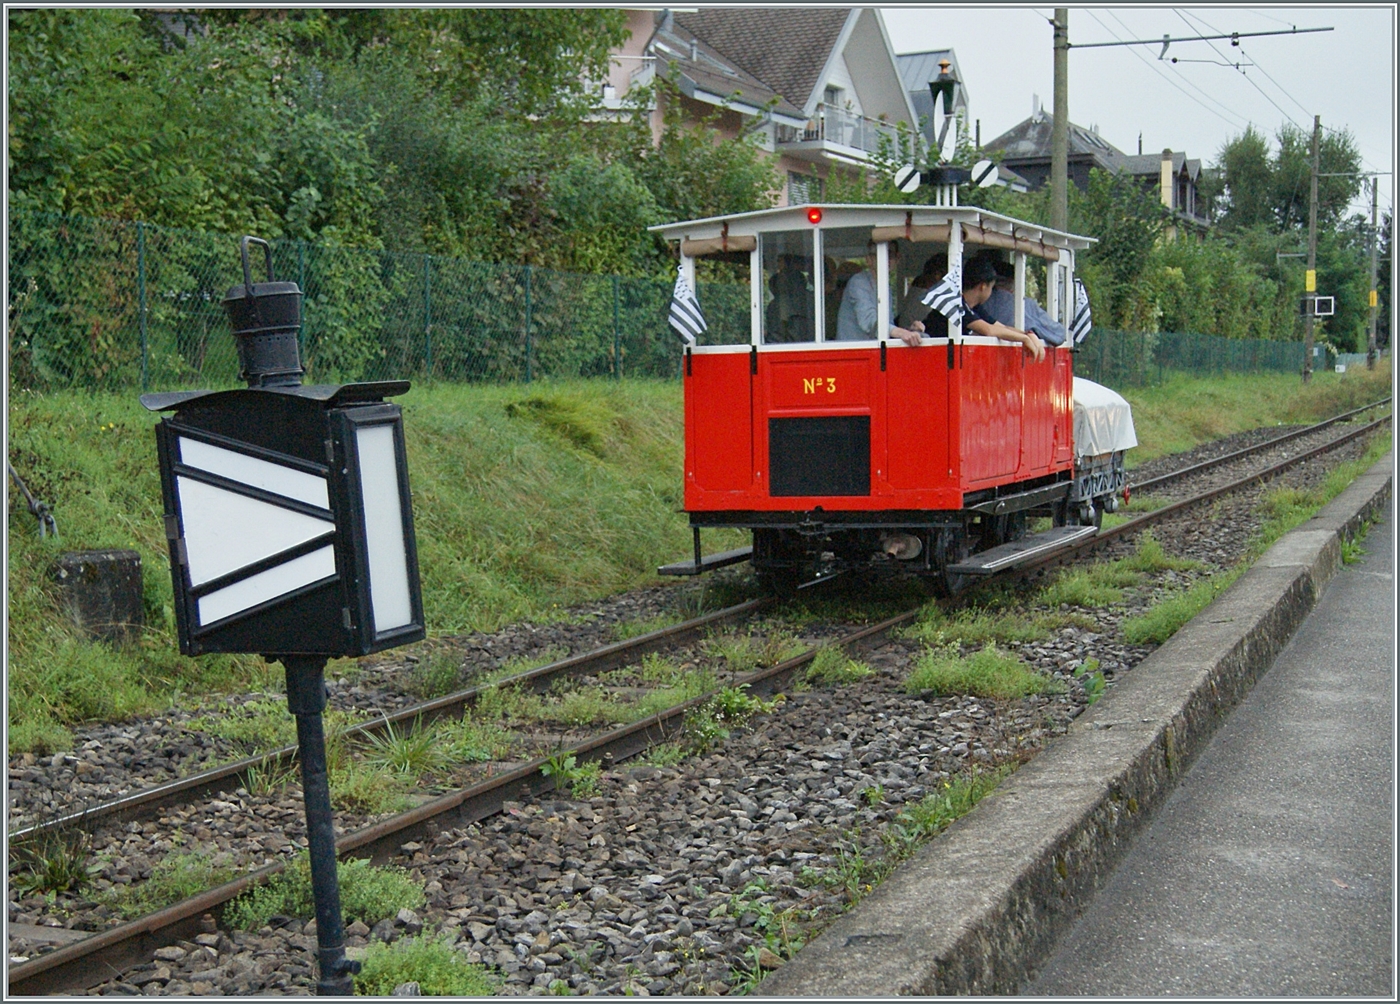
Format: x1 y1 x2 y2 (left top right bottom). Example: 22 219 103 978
752 528 804 599
926 527 970 598
987 512 1028 548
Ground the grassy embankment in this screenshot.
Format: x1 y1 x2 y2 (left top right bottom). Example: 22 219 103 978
7 364 1391 753
6 380 727 753
1120 365 1391 465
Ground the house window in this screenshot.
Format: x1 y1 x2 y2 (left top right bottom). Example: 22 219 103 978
788 172 822 205
824 85 843 108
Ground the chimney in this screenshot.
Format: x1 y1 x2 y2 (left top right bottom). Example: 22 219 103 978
689 38 698 61
1138 132 1143 155
1160 149 1174 209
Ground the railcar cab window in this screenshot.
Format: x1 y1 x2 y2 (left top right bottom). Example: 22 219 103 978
760 230 815 344
687 254 752 347
825 226 880 341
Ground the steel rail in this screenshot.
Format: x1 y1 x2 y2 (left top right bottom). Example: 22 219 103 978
10 599 769 844
1001 413 1392 588
10 408 1389 995
6 607 906 997
15 400 1383 843
1130 397 1390 495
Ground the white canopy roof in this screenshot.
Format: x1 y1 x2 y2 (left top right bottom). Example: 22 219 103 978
649 203 1095 252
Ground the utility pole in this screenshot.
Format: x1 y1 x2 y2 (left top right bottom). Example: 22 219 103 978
1051 9 1069 233
1302 114 1320 384
1368 176 1379 369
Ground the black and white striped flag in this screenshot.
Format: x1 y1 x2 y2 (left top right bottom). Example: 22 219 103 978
1070 277 1092 345
921 256 965 321
669 265 707 344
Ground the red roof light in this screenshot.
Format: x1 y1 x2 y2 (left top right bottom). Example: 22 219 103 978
806 207 823 224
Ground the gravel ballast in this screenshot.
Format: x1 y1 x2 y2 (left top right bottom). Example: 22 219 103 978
7 423 1388 995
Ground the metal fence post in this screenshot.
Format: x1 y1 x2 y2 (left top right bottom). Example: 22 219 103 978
137 221 149 391
613 275 621 380
524 265 533 383
297 240 307 358
423 253 433 377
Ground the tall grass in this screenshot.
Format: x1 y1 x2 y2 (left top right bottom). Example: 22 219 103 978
1121 364 1391 465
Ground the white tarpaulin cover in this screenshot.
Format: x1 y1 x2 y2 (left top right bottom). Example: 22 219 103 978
1073 377 1138 457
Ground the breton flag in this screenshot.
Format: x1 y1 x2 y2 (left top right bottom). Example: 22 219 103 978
669 265 707 344
921 255 965 320
1070 277 1092 345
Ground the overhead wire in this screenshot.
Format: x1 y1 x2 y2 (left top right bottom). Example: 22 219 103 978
1177 9 1386 221
1104 10 1264 134
1176 8 1312 126
1090 10 1252 132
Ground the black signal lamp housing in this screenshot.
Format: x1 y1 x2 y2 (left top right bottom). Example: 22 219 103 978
142 236 423 659
141 381 425 658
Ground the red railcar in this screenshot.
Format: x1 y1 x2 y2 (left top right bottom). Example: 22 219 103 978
653 203 1131 593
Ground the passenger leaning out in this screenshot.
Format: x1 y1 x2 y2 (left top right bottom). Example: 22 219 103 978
835 241 926 347
959 257 1046 361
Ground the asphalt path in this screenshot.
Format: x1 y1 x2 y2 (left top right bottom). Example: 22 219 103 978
1025 512 1395 997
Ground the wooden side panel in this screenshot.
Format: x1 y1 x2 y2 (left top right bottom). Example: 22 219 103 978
959 344 1022 485
685 352 752 500
1019 347 1058 474
885 345 950 494
1054 352 1075 465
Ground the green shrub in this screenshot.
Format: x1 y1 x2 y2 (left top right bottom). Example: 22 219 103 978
405 651 465 699
362 719 451 778
353 933 498 996
10 829 96 896
224 855 424 931
188 698 297 755
330 760 412 816
1112 532 1201 574
902 605 1051 647
905 644 1064 700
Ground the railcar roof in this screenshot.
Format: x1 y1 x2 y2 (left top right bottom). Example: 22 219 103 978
650 203 1095 250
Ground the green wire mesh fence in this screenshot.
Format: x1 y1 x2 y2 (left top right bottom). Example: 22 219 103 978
8 210 1311 392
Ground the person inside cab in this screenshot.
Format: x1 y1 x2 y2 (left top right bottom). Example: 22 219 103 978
978 255 1066 347
960 256 1046 361
835 241 926 346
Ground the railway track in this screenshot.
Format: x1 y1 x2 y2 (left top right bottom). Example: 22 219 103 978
8 401 1390 996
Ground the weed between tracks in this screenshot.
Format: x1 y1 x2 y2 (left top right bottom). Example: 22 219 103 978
224 854 424 931
101 850 237 921
905 644 1065 700
353 932 498 996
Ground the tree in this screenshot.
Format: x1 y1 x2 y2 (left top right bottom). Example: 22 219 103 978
1214 123 1362 233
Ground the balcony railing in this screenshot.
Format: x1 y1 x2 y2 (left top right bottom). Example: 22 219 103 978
775 103 904 156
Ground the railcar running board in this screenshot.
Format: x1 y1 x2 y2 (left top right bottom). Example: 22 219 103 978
658 545 753 576
948 525 1098 575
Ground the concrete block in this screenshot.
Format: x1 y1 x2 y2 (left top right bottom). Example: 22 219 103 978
50 549 144 645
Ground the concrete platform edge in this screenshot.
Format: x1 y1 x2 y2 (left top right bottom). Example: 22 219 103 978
759 451 1393 997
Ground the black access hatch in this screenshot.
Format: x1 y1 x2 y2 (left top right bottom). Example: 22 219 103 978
768 416 870 497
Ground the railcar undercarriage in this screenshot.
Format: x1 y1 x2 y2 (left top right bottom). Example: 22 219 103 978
670 452 1124 597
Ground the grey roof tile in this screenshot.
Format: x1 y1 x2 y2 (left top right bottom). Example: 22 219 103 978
674 8 854 111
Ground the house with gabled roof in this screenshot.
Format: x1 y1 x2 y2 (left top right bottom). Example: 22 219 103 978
983 108 1210 230
602 8 920 206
